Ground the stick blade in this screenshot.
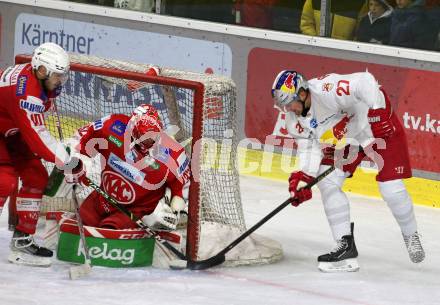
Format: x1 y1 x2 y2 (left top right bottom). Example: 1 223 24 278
187 254 225 270
69 263 92 280
169 259 188 270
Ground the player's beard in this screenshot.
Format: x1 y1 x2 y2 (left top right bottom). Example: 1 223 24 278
300 91 310 117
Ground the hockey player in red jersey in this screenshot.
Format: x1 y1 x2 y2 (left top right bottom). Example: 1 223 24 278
0 42 84 266
271 70 424 272
66 104 189 231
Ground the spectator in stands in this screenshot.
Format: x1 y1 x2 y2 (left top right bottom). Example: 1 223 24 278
300 0 368 40
271 0 306 33
234 0 276 29
165 0 234 24
357 0 393 44
425 0 440 50
425 0 440 8
114 0 155 12
233 0 306 33
389 0 437 50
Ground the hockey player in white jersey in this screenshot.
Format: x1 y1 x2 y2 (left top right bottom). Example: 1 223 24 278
271 70 425 272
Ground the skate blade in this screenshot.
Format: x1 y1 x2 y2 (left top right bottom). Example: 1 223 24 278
318 258 359 273
8 250 52 267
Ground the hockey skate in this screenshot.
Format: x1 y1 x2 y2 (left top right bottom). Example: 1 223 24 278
8 230 53 267
318 223 359 272
403 231 425 263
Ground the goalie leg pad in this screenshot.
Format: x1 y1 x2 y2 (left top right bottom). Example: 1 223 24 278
79 191 118 227
153 242 186 269
99 211 140 229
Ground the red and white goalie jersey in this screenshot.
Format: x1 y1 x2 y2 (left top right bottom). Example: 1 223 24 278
75 113 191 229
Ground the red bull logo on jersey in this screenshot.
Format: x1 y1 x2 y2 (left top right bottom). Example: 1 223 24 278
322 83 334 92
102 171 135 204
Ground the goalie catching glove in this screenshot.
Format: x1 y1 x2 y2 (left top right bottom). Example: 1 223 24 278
142 196 186 231
288 171 314 206
170 196 186 218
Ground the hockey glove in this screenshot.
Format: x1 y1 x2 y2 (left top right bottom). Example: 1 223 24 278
62 157 88 186
288 171 314 206
170 196 186 221
142 201 178 231
368 99 395 139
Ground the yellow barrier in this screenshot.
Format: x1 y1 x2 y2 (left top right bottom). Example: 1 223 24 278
44 114 440 209
238 147 440 208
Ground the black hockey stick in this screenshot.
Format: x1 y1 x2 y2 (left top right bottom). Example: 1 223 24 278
187 165 336 270
84 177 187 261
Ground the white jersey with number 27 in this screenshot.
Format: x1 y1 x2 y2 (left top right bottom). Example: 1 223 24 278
284 71 386 176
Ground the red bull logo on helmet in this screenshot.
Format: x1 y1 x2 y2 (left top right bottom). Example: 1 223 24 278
278 71 297 94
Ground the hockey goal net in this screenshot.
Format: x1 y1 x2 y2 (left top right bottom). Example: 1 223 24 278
15 54 282 266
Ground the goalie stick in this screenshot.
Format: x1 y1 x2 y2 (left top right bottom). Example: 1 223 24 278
49 100 93 279
84 177 187 261
187 165 336 270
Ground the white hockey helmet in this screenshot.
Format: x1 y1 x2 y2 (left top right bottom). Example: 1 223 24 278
271 70 308 110
31 42 70 78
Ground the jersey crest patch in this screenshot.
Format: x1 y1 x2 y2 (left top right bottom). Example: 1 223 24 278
110 120 127 136
310 118 318 129
102 171 135 204
108 152 145 186
16 75 28 96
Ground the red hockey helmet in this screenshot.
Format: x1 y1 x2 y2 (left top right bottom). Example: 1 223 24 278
130 104 163 154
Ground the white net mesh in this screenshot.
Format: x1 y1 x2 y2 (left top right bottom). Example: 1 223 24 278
38 54 281 265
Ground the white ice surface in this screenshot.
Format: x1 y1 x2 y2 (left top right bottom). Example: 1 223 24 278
0 175 439 305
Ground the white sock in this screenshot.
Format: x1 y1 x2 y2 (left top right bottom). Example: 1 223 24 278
378 179 417 236
317 167 351 241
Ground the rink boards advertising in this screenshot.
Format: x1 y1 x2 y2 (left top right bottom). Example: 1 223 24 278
245 48 440 175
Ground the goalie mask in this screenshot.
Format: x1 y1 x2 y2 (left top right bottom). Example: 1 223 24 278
272 70 308 113
129 104 163 155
